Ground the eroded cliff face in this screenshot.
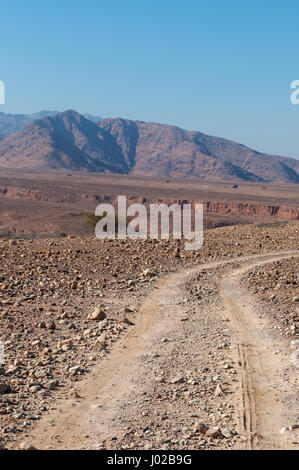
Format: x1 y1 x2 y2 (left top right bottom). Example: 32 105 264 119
131 198 299 221
1 185 298 221
201 201 299 220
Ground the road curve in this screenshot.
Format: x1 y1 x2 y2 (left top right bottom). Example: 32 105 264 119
25 250 299 450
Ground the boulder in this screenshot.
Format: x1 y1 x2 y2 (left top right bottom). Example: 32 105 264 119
88 306 106 321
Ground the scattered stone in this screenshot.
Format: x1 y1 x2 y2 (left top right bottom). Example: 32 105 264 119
0 383 11 394
94 339 107 351
221 427 235 438
288 424 299 431
123 317 135 326
48 380 59 390
123 306 134 313
19 442 37 450
88 306 106 321
142 269 155 278
45 321 56 330
170 375 184 384
69 366 81 376
206 427 222 438
193 422 208 435
214 384 225 396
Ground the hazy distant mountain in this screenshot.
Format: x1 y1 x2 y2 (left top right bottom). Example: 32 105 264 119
0 111 59 135
83 113 103 124
0 110 102 135
0 110 298 182
0 110 125 172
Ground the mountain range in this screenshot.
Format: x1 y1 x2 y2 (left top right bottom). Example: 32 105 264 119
0 109 298 183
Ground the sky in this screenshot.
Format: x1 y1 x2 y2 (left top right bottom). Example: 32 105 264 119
0 0 298 158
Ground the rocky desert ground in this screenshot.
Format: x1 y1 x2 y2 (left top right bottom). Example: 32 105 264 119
0 222 299 450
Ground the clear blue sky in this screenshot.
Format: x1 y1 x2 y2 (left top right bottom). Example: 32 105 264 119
0 0 298 158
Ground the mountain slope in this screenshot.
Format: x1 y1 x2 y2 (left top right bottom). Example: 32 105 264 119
99 118 299 182
191 132 299 183
0 111 127 172
0 110 298 182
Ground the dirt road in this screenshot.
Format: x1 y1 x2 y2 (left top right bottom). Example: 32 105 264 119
25 250 299 450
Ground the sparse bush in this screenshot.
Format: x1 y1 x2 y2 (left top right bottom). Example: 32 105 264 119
85 212 134 233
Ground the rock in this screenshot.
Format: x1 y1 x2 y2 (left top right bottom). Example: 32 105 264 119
123 306 134 313
69 390 81 398
206 426 222 438
292 295 299 303
88 306 106 321
288 424 299 431
47 380 58 390
45 320 56 330
221 427 235 438
123 317 135 326
0 383 11 393
280 427 288 434
69 366 81 376
142 269 155 277
97 318 108 329
193 422 208 435
170 374 184 384
14 359 23 366
94 339 107 351
290 340 299 350
155 376 165 383
214 384 224 396
20 442 37 450
29 384 42 392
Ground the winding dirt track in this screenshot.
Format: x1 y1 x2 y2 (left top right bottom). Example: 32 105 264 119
27 250 299 450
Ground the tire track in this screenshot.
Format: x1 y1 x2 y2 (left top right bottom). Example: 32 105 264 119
219 251 299 449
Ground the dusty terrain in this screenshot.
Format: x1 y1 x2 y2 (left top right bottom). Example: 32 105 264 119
0 223 299 450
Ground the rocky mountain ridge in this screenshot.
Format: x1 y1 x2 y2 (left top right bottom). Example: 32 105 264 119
0 110 298 182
